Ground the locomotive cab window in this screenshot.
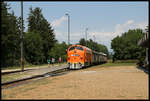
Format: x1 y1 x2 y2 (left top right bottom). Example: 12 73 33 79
75 47 83 51
69 47 75 51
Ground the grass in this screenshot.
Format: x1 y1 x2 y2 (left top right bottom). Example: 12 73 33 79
112 59 138 63
100 62 136 67
91 60 137 69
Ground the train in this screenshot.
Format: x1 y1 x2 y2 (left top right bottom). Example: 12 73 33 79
67 44 107 69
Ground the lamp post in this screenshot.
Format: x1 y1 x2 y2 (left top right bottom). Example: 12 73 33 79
21 1 24 72
65 13 70 45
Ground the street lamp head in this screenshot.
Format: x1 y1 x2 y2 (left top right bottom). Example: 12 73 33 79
65 13 69 16
86 28 88 31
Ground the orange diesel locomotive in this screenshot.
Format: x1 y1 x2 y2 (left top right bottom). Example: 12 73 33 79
67 45 107 69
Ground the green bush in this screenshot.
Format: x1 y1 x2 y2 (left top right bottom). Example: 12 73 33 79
114 59 138 63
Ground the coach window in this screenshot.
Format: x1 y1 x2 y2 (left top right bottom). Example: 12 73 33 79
76 47 83 51
69 47 75 51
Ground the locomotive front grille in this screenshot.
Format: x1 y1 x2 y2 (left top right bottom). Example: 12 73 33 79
74 63 76 67
68 63 83 69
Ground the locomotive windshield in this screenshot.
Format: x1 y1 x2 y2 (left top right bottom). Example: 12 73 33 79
76 47 83 51
69 46 83 51
69 47 75 51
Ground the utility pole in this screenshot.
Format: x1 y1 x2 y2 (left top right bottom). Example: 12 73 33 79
85 28 88 46
65 13 70 45
21 1 24 72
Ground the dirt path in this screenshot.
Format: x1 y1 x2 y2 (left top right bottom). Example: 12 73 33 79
2 65 148 99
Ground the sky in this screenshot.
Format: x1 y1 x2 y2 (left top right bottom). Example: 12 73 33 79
6 1 148 53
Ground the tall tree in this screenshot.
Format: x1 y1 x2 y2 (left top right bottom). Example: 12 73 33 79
27 7 56 63
24 32 44 64
1 2 21 67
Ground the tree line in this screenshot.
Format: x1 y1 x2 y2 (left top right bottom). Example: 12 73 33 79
111 28 147 63
78 38 110 58
1 2 66 67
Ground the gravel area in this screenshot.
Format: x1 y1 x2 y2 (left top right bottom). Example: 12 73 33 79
2 65 148 99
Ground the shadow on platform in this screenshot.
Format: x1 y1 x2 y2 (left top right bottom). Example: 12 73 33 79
136 66 149 74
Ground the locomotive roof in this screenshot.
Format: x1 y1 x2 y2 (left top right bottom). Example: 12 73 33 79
93 51 107 56
69 44 92 51
69 45 106 56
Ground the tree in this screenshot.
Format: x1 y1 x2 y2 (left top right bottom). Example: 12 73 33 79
79 38 86 46
49 41 68 62
27 7 56 63
24 32 44 65
111 28 146 61
1 2 21 67
78 38 109 56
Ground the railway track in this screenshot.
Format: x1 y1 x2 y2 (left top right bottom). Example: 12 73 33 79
2 67 70 89
1 64 91 89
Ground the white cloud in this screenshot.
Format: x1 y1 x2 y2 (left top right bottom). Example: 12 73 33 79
114 20 148 36
134 22 148 29
51 16 67 27
54 20 148 52
114 20 135 36
125 20 134 26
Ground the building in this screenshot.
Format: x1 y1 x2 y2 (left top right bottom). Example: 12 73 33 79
138 32 149 69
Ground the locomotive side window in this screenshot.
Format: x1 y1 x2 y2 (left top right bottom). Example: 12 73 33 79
75 47 83 51
86 49 91 53
69 47 75 51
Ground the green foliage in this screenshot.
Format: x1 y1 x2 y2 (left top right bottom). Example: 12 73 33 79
49 41 69 62
1 4 57 67
27 7 56 63
78 38 109 57
24 32 44 65
1 2 21 67
79 38 86 46
111 28 146 62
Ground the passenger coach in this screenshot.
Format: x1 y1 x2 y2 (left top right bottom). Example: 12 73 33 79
67 45 107 69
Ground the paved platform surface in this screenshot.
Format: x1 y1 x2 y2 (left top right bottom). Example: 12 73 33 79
1 63 67 73
1 64 67 83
